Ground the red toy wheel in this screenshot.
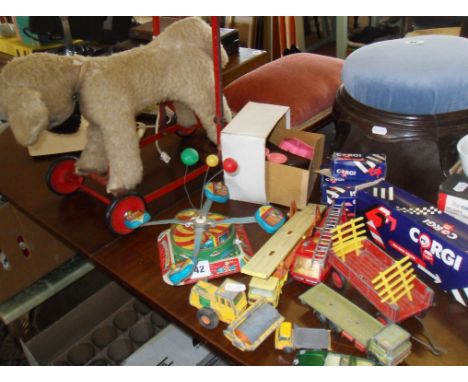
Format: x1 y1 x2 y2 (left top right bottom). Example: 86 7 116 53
331 270 348 291
45 156 84 195
105 193 147 236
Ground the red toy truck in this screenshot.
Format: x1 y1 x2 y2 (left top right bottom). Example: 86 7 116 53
329 238 434 323
290 204 346 285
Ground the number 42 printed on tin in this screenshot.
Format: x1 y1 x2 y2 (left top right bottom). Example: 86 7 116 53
192 260 211 279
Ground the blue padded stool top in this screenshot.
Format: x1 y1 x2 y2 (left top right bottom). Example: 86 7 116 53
342 35 468 115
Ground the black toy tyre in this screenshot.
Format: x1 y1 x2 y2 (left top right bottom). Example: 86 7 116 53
283 346 294 354
196 308 219 330
45 156 84 195
315 311 327 325
328 321 342 334
416 309 428 319
375 312 389 325
105 192 147 236
331 270 348 292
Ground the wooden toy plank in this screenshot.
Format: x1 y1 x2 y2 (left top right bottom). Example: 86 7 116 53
241 204 320 279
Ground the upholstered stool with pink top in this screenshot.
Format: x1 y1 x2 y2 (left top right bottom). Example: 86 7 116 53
224 53 344 131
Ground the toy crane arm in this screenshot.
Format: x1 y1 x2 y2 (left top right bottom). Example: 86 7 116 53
200 198 213 217
143 218 189 227
214 217 257 225
190 226 205 272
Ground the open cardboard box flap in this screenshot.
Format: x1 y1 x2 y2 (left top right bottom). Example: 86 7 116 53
267 125 324 208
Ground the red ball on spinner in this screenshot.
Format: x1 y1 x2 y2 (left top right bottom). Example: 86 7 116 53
223 158 238 173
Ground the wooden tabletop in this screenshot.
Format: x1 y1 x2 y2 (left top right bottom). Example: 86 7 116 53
0 128 466 365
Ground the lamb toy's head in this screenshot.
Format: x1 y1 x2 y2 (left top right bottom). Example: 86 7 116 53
0 53 83 145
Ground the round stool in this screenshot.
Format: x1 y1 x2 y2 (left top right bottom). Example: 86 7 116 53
333 35 468 201
225 53 343 130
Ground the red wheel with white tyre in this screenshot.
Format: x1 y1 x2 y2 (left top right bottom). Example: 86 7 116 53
45 156 84 195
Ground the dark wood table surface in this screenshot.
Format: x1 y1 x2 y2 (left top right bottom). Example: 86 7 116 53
0 128 466 366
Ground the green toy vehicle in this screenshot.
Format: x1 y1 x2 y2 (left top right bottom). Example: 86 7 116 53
299 283 411 365
293 350 376 366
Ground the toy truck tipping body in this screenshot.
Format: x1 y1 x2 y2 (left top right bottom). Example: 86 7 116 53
299 283 411 366
189 279 247 329
329 238 434 323
223 298 284 351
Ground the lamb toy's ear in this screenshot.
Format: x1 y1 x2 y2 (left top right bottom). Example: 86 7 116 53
6 86 49 146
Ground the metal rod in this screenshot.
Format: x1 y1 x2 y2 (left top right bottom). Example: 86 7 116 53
210 16 224 151
144 164 208 204
152 17 160 36
139 124 179 147
77 184 111 205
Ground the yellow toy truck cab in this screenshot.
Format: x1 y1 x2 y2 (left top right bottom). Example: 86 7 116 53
275 321 294 353
189 278 248 330
248 261 289 307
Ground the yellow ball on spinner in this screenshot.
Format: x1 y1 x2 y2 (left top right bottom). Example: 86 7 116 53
206 154 219 168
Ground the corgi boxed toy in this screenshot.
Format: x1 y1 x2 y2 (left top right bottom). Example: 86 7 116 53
356 181 468 307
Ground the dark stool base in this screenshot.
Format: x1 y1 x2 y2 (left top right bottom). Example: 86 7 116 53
332 85 468 202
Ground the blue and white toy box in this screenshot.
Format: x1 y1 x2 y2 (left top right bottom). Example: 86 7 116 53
320 175 361 214
332 153 386 182
356 181 468 307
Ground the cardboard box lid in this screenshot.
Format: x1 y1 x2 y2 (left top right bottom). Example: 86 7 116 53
222 102 290 138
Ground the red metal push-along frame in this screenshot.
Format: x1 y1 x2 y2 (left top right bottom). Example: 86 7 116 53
47 17 226 234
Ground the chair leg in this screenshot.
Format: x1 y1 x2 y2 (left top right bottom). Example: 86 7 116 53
332 120 351 151
313 17 321 39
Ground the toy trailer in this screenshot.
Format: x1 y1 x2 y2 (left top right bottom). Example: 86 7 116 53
299 283 411 366
223 298 284 351
329 239 434 323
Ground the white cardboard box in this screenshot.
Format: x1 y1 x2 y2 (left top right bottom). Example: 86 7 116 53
221 102 324 209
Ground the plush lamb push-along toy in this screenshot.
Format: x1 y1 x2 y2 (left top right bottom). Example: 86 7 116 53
0 17 232 194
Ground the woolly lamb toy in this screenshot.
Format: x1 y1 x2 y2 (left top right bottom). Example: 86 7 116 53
0 17 232 194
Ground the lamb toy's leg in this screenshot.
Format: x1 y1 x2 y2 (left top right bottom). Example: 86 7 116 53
75 120 109 176
172 101 198 128
98 114 143 195
222 95 232 124
178 85 233 145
